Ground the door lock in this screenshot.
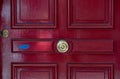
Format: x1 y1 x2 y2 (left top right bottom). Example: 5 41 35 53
57 40 69 53
0 29 9 38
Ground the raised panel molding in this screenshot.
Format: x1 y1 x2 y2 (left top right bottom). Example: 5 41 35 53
68 0 114 28
68 63 114 79
71 39 113 53
12 63 58 79
12 39 54 53
11 0 57 28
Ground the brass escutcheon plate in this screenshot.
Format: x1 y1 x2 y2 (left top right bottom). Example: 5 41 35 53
57 40 69 53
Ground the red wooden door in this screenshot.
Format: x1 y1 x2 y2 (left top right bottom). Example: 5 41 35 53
0 0 120 79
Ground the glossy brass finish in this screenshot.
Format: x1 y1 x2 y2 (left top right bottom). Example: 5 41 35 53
57 40 69 53
0 29 9 38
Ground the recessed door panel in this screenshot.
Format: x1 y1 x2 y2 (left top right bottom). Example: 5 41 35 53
68 64 114 79
12 0 57 28
68 0 114 28
12 63 58 79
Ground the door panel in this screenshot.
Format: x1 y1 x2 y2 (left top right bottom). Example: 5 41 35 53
68 64 114 79
12 63 58 79
12 39 53 53
0 0 120 79
12 0 57 28
68 0 114 28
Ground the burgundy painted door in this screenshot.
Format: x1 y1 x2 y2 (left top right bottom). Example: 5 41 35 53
0 0 120 79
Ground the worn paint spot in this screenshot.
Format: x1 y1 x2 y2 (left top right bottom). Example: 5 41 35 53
18 44 30 50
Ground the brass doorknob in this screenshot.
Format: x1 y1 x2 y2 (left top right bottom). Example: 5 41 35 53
57 40 69 53
0 29 9 38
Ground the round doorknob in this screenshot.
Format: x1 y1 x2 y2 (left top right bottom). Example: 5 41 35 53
57 40 69 53
0 29 9 38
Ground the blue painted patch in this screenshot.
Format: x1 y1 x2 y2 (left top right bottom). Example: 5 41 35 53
18 44 30 50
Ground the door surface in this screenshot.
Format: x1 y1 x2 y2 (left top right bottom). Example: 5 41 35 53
0 0 120 79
